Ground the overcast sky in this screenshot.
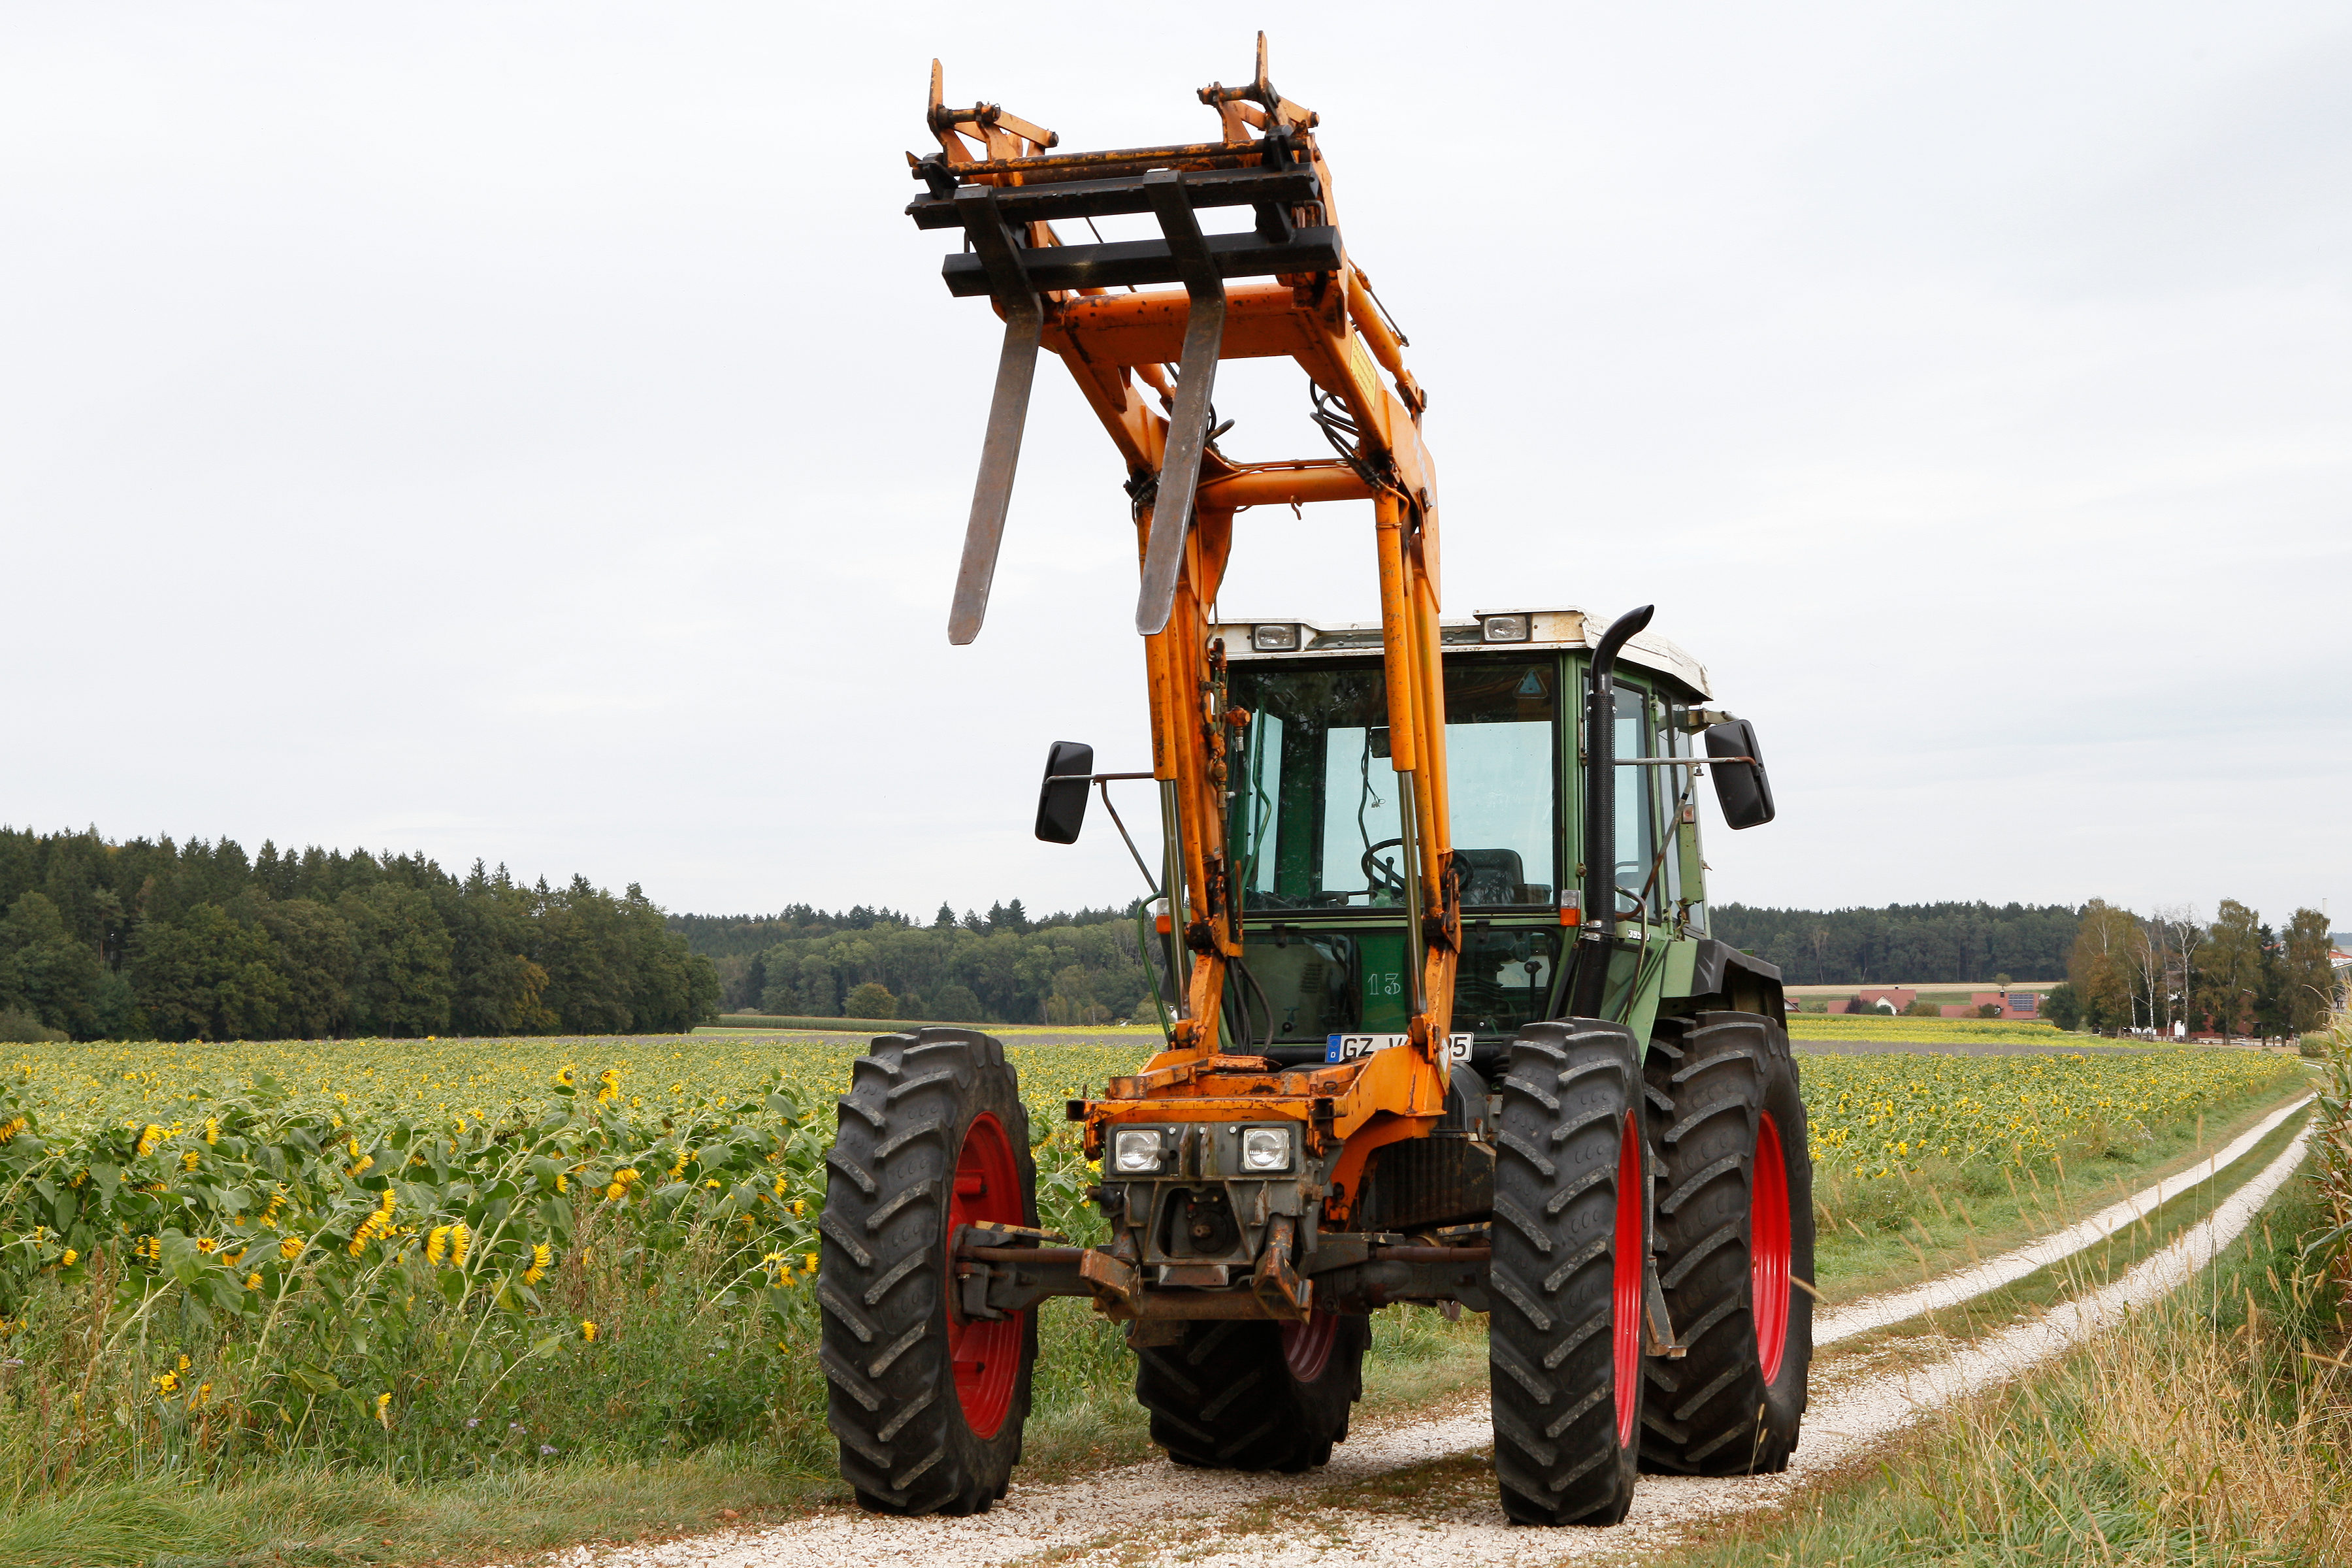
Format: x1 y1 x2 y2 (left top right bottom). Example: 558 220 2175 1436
5 4 2346 929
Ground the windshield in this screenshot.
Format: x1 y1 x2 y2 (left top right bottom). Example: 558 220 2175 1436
1230 657 1559 910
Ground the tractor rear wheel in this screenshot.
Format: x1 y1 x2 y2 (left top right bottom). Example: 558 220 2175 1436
820 1028 1039 1515
1640 1011 1814 1475
1136 1310 1367 1471
1488 1019 1650 1526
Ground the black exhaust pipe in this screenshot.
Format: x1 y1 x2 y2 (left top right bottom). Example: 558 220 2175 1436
1569 604 1654 1019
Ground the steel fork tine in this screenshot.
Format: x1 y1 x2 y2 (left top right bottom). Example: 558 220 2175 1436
949 185 1044 645
1135 170 1227 637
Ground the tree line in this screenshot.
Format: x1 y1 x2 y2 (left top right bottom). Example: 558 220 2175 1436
2058 898 2338 1037
0 827 718 1043
1709 902 2084 984
676 902 1154 1025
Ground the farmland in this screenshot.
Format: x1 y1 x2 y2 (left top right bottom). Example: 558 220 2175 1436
0 1030 2310 1560
1796 1047 2296 1177
1786 1013 2074 1043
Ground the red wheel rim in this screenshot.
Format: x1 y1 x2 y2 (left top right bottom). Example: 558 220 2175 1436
1611 1109 1644 1448
1281 1309 1339 1383
945 1112 1024 1438
1751 1111 1792 1386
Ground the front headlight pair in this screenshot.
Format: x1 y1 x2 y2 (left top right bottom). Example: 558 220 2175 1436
1109 1124 1292 1175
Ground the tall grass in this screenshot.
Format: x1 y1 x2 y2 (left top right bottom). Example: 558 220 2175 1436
1668 1026 2351 1568
2306 1012 2351 1291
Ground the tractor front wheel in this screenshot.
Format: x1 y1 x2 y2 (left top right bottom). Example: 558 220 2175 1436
1487 1019 1650 1526
820 1028 1039 1514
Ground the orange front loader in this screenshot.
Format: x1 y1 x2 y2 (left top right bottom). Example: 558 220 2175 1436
815 39 1813 1527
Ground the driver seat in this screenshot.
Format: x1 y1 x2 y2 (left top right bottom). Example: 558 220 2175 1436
1454 847 1532 906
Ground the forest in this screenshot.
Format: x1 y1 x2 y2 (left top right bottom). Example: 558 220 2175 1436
9 838 2334 1041
678 901 1152 1025
0 827 717 1042
1709 900 2084 983
684 900 2100 1027
2061 896 2338 1037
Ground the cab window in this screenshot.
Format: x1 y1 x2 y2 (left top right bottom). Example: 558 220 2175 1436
1231 657 1559 909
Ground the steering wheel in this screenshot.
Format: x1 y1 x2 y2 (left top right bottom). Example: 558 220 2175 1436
1360 838 1407 896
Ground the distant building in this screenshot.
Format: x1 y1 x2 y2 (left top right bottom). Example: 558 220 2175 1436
1967 990 2039 1020
1830 985 2048 1021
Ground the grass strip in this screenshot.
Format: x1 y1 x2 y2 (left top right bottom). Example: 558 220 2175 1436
1813 1098 2316 1371
0 1308 1486 1568
0 1451 827 1568
1656 1173 2352 1568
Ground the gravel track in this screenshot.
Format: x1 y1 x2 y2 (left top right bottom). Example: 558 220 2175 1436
1813 1093 2312 1345
521 1111 2315 1568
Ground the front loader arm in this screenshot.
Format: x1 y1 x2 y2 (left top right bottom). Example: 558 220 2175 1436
906 35 1458 1099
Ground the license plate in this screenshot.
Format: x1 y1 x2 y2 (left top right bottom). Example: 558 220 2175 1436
1325 1032 1473 1064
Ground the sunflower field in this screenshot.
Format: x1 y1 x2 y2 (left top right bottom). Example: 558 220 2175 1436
1798 1047 2304 1178
0 1029 2306 1500
0 1031 1143 1497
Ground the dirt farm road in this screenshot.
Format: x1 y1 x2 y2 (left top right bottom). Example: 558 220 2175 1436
514 1097 2315 1568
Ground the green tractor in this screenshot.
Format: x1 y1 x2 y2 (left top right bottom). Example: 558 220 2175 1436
821 603 1813 1522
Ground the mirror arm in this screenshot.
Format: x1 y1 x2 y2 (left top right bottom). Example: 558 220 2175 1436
1616 756 1754 766
1096 777 1162 897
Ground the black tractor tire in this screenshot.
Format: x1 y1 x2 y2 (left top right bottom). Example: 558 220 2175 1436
1136 1311 1369 1471
1488 1019 1652 1526
819 1028 1040 1515
1641 1011 1814 1475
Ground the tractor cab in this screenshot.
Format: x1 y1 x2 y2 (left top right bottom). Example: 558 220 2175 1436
1217 607 1720 1059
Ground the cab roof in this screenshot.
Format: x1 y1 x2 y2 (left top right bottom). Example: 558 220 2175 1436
1213 608 1712 700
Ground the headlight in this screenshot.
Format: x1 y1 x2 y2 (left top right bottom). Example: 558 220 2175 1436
1251 623 1300 651
1112 1128 1167 1174
1239 1127 1291 1173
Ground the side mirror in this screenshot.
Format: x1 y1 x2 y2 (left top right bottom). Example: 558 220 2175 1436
1704 719 1775 829
1034 740 1094 843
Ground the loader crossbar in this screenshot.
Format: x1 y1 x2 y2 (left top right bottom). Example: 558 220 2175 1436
955 1231 1494 1320
940 227 1344 298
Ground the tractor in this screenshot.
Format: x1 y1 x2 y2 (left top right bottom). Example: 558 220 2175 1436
819 39 1813 1526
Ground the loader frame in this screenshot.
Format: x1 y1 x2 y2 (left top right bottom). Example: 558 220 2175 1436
908 40 1467 1286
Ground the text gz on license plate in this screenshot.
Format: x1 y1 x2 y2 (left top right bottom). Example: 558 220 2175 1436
1326 1033 1473 1064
